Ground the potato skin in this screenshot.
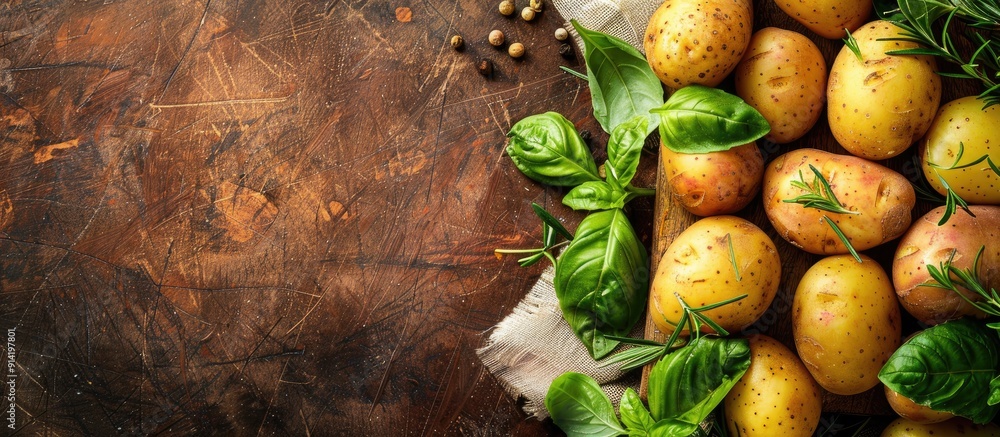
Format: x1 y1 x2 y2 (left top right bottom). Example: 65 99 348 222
724 334 822 437
921 96 1000 204
660 142 763 216
735 27 827 144
774 0 871 39
792 255 901 395
827 20 941 160
649 216 780 336
885 384 955 424
763 148 915 255
643 0 753 89
881 417 1000 436
892 205 1000 325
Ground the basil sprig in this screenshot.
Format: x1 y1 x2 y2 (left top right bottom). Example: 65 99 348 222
654 85 770 154
879 318 1000 424
555 208 648 359
571 19 664 135
545 337 751 436
506 112 602 187
563 116 655 211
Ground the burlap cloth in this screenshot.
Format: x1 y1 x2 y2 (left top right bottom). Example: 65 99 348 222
474 6 664 419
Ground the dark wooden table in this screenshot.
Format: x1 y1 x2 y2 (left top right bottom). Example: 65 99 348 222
0 0 614 435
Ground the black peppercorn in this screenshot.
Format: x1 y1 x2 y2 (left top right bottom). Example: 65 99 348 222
477 59 493 76
558 43 574 59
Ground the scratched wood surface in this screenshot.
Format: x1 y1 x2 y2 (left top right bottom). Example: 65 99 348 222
0 1 610 434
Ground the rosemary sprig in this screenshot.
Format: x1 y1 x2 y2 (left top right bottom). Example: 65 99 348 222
783 165 858 215
601 293 747 372
494 203 573 266
880 0 1000 107
783 164 862 262
923 142 996 225
923 246 1000 325
727 233 742 282
843 28 864 62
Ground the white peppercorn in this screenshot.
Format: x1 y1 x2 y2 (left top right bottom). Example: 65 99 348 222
520 7 535 21
508 42 525 58
488 29 505 47
554 27 568 41
498 0 515 16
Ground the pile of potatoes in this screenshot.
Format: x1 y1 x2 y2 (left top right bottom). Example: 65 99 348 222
641 0 1000 435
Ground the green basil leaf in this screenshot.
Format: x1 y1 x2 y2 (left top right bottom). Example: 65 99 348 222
507 112 601 186
606 116 648 188
571 20 664 135
653 85 769 154
545 372 626 437
647 337 751 425
620 388 656 435
879 318 1000 424
555 209 649 359
990 374 1000 406
649 419 700 437
563 181 627 211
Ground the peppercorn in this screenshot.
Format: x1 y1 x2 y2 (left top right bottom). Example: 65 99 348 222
477 59 493 76
450 34 464 50
558 43 574 59
498 0 515 16
508 42 525 58
554 27 568 41
488 29 505 47
520 7 535 21
530 0 543 12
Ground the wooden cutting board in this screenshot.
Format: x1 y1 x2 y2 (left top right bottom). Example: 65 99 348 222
639 0 980 415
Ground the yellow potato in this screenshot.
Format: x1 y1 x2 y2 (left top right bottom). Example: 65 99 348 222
724 334 822 436
763 148 915 255
827 20 941 160
660 142 763 216
735 27 827 144
792 254 902 395
649 216 780 336
892 205 1000 325
921 95 1000 204
774 0 871 39
882 417 1000 436
885 384 955 425
643 0 753 89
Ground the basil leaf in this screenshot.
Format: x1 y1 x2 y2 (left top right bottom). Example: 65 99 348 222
563 181 627 211
649 419 700 437
879 318 1000 424
545 372 626 437
620 388 656 435
606 116 648 188
647 337 751 425
507 112 602 186
653 85 770 154
991 374 1000 406
555 209 649 359
571 20 664 135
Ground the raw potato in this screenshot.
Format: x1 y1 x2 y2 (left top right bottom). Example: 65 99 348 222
724 334 821 437
774 0 871 39
881 417 1000 436
643 0 753 89
792 254 901 395
763 148 915 255
660 142 763 216
649 216 780 336
921 96 1000 204
892 205 1000 325
735 27 827 144
885 384 955 424
827 20 941 160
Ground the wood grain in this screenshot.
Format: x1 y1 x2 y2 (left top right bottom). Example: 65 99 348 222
0 1 598 434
